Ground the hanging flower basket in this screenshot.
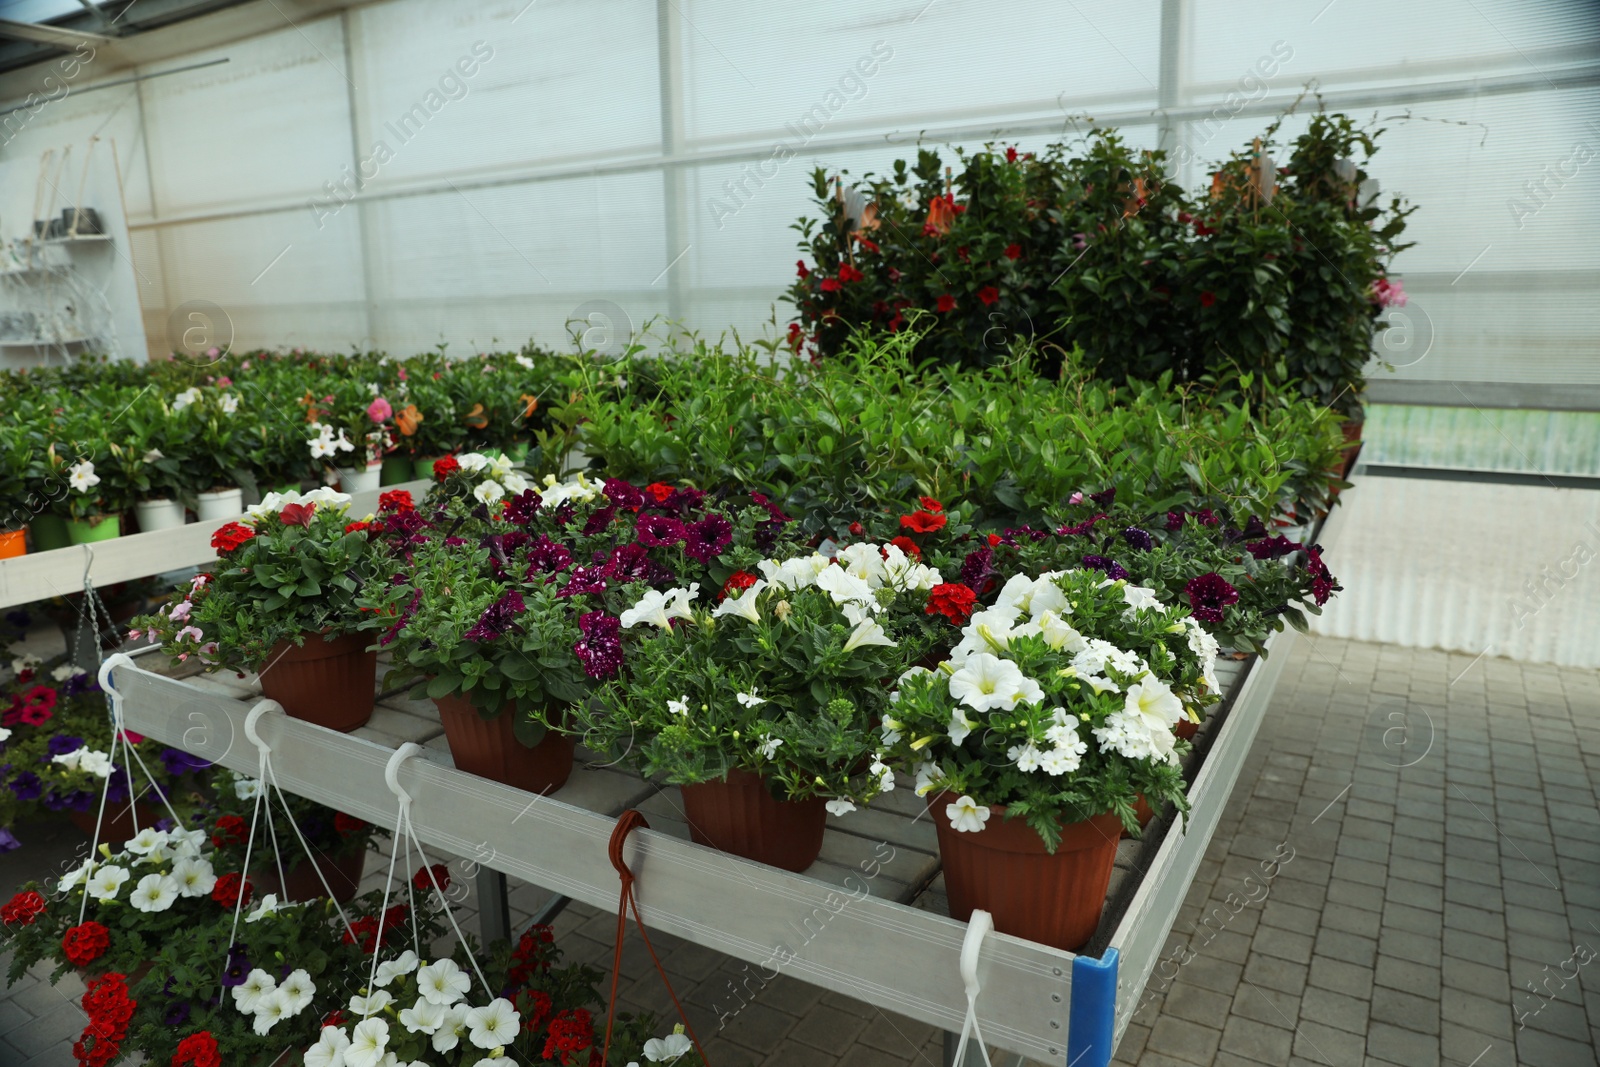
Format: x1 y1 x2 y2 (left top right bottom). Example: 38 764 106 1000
67 801 160 848
432 694 574 795
259 633 376 732
932 795 1123 951
679 767 827 872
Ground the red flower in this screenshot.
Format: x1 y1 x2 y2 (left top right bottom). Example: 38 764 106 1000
1004 243 1022 260
433 455 461 481
977 285 1000 306
210 872 251 910
172 1031 222 1067
378 489 414 513
858 236 880 253
644 482 674 503
413 864 451 893
17 703 52 727
210 814 247 847
838 264 864 284
321 1010 347 1029
521 989 554 1032
888 535 921 560
820 277 842 293
2 890 45 926
987 533 1002 547
926 583 978 625
848 522 864 537
1005 146 1019 162
900 511 947 534
334 812 367 835
785 322 804 351
278 502 316 527
543 1009 596 1065
936 294 957 313
887 267 902 282
918 496 944 513
62 922 110 967
1199 290 1216 308
795 259 810 279
720 570 759 601
209 522 253 553
343 520 371 534
1185 572 1240 624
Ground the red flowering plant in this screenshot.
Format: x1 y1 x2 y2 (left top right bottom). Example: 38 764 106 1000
130 487 388 675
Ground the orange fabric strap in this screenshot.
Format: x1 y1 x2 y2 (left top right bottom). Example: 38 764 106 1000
600 808 710 1065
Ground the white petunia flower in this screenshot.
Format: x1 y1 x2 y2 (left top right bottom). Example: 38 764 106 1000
278 969 315 1014
501 472 529 496
246 893 281 922
644 1032 695 1061
303 1025 350 1067
76 750 114 778
51 664 79 682
350 990 394 1016
1122 584 1161 612
757 555 831 591
913 760 939 797
232 968 278 1014
170 856 216 897
456 452 489 472
399 997 446 1034
465 998 520 1049
869 757 894 792
124 827 168 855
234 777 263 801
173 387 202 411
620 584 699 630
515 355 534 369
825 799 856 817
345 1017 390 1067
835 542 888 586
168 827 207 857
252 988 291 1035
1125 678 1184 730
375 950 419 987
1035 609 1088 654
947 705 979 746
711 580 767 624
416 959 471 1006
473 480 505 504
129 873 180 913
842 616 896 654
814 565 875 609
948 653 1042 712
486 454 514 480
946 795 991 833
86 865 130 901
431 1004 470 1052
1007 743 1045 772
219 393 240 415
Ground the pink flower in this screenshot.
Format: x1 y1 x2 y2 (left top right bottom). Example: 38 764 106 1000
169 601 192 622
1372 277 1407 308
127 629 142 640
397 367 408 381
367 397 393 423
175 626 203 643
1068 491 1084 504
216 376 233 387
205 347 219 357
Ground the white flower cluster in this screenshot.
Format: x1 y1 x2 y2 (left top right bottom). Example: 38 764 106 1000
752 542 940 652
58 828 215 913
456 451 531 505
308 421 357 460
50 746 114 778
531 470 601 507
305 954 521 1067
9 652 41 676
235 962 318 1036
247 486 353 517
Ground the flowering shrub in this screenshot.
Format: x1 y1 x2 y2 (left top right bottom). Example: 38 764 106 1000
878 568 1219 847
131 488 385 673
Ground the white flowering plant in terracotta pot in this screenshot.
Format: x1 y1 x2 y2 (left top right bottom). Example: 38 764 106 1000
880 567 1221 848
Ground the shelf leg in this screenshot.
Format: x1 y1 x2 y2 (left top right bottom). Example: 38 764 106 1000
1066 946 1119 1067
477 868 511 944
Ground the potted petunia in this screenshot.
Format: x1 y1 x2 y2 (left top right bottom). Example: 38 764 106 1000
878 567 1218 950
131 487 386 731
572 539 940 872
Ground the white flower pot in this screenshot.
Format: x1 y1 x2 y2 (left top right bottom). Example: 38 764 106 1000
134 498 187 532
196 487 244 521
335 463 383 493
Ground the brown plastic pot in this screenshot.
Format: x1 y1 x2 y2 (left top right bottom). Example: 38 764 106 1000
1175 718 1200 742
433 694 574 795
679 767 826 873
930 794 1122 951
68 802 160 849
254 846 367 904
259 633 376 732
1123 794 1156 840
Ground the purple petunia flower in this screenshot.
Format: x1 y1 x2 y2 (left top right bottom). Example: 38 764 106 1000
635 514 686 548
462 591 527 643
526 536 574 576
659 486 706 514
9 772 42 800
162 1001 191 1026
0 829 18 852
603 479 645 510
1057 513 1109 536
750 491 791 523
582 506 617 536
60 674 99 699
602 543 669 586
1304 545 1340 606
504 489 544 525
1165 510 1185 532
574 612 624 679
1185 572 1240 624
222 946 251 987
1081 555 1129 581
1090 487 1117 507
556 566 608 599
1122 527 1154 551
1246 536 1299 561
159 747 213 776
47 735 84 756
379 587 423 647
960 548 999 595
683 514 734 563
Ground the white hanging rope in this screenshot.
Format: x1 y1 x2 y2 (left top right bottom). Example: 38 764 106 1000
950 909 996 1067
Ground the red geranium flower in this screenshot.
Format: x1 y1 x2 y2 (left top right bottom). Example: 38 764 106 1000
644 482 674 503
210 873 251 910
785 322 804 351
1199 290 1216 308
820 277 842 293
378 490 414 513
172 1031 222 1067
334 812 367 835
278 502 316 527
977 285 999 306
838 264 864 284
211 814 247 847
917 496 944 513
925 583 978 625
935 294 957 313
888 535 921 560
543 1009 596 1065
1004 243 1022 260
720 570 759 601
343 521 371 534
413 864 451 892
433 455 461 480
209 522 254 554
62 921 110 967
2 890 45 926
900 511 947 534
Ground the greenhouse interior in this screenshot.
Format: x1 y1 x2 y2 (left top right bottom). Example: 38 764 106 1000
0 1 1597 1065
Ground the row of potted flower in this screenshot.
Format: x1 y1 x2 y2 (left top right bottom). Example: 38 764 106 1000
133 458 1339 951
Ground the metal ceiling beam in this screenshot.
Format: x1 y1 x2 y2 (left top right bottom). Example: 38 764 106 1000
0 18 112 49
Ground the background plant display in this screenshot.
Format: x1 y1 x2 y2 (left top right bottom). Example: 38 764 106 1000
204 770 385 884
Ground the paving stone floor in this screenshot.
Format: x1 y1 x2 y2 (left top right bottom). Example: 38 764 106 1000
3 636 1598 1066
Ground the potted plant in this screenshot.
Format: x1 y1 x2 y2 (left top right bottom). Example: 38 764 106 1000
131 487 385 731
325 378 394 492
0 423 31 558
879 567 1217 950
172 385 252 519
50 436 121 545
99 401 194 533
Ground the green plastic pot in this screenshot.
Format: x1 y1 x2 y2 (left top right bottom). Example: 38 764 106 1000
30 514 71 551
67 515 122 544
413 456 443 480
507 442 531 463
380 457 413 486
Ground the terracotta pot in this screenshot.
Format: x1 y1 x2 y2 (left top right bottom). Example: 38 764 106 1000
1123 794 1156 839
678 767 826 873
259 633 376 732
68 802 160 850
930 794 1122 951
253 846 367 904
1175 718 1200 742
0 529 24 560
432 694 574 794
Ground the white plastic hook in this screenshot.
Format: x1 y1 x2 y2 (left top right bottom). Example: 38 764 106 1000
384 742 423 808
951 909 995 1067
96 651 134 704
242 699 283 758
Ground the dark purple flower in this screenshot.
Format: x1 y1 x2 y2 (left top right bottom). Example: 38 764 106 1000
0 828 18 852
1003 525 1050 544
526 536 574 575
754 519 784 553
444 536 468 547
1081 555 1129 581
40 788 67 811
379 587 423 647
960 548 998 595
1246 536 1299 561
1304 545 1340 606
60 674 99 699
1241 516 1268 539
602 543 669 585
504 489 544 525
1185 572 1240 624
1090 487 1117 507
462 591 527 643
1122 527 1154 551
683 514 733 563
162 1001 191 1026
159 746 212 776
557 566 608 598
222 945 251 987
1057 513 1109 536
603 479 645 510
750 492 791 523
636 514 686 547
9 772 41 800
1165 510 1185 532
105 772 131 805
1194 508 1220 527
65 790 94 812
574 612 624 679
660 487 705 514
47 735 84 756
582 506 617 536
549 503 576 528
